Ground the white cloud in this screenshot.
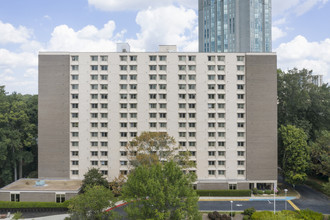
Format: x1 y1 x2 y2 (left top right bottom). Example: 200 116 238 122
0 49 37 67
272 26 287 41
127 6 198 51
24 68 38 78
0 20 33 44
276 35 330 82
88 0 197 11
273 0 328 16
46 21 119 52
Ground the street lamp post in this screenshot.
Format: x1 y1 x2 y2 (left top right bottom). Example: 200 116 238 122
284 189 288 210
230 201 233 220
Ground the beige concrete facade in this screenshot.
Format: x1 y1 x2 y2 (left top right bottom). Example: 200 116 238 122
38 51 277 190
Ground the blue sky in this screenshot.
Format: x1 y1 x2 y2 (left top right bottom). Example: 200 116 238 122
0 0 329 94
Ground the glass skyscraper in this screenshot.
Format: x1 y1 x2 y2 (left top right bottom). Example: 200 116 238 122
199 0 272 52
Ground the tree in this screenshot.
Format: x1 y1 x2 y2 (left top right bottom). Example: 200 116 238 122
323 178 330 196
122 161 201 220
309 130 330 177
0 87 37 187
279 125 310 186
126 132 195 170
80 168 109 193
68 185 118 220
109 174 126 197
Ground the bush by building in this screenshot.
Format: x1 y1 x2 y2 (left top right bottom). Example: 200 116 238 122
196 190 251 197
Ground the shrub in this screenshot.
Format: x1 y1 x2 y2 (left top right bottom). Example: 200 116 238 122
299 209 323 220
213 211 221 218
252 188 258 195
12 212 22 220
0 201 69 209
251 211 274 220
208 212 215 220
243 215 250 220
265 190 272 195
196 190 251 197
257 190 263 194
243 207 256 217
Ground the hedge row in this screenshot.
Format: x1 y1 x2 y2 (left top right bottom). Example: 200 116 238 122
196 190 251 197
0 201 69 209
251 210 323 220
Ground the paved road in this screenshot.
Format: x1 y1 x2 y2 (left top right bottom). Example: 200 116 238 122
198 200 295 212
293 184 330 214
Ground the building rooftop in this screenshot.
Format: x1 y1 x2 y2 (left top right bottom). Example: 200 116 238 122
1 179 82 192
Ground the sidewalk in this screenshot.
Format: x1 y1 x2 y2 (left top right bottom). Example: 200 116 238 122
199 196 296 201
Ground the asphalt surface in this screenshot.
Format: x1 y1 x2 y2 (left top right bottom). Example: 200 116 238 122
198 200 295 212
293 184 330 214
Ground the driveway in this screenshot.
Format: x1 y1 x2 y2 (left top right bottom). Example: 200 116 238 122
293 184 330 214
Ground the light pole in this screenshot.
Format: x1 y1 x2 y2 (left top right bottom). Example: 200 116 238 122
284 189 288 210
230 201 233 220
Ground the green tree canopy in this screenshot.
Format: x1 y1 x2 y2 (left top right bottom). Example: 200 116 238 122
122 161 201 220
80 168 109 193
309 130 330 177
279 125 310 185
68 185 118 220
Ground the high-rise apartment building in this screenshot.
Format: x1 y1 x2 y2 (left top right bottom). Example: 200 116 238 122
38 45 277 190
199 0 272 53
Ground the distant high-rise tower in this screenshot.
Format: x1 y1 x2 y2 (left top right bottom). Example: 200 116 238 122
199 0 272 53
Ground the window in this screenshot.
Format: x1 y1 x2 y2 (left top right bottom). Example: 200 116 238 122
91 132 98 137
101 161 108 166
208 170 215 175
208 75 215 80
91 161 98 166
208 151 215 156
71 103 78 109
130 84 137 90
218 56 225 61
188 123 196 128
218 94 225 99
101 142 108 147
130 56 137 61
130 113 137 118
218 75 225 80
208 113 215 119
120 161 128 166
159 113 167 118
218 104 225 109
120 84 127 90
159 56 166 61
120 65 127 71
130 65 137 71
149 103 156 109
55 194 66 203
72 122 78 128
188 94 196 99
71 56 79 61
91 84 98 90
101 113 108 118
238 123 244 128
237 56 244 62
179 75 186 80
238 94 244 99
160 123 167 128
72 75 78 80
238 113 245 118
218 170 225 175
120 151 127 156
218 65 225 71
238 151 245 156
159 84 167 90
218 84 225 90
149 75 157 80
150 123 156 128
208 103 215 109
179 123 186 128
149 94 157 99
159 65 166 71
208 141 215 146
101 84 108 90
71 84 78 90
130 94 137 99
71 141 79 147
91 75 98 80
179 65 186 71
188 65 196 71
91 65 98 71
218 113 225 118
159 94 167 99
101 65 108 71
188 75 196 80
188 84 196 90
208 56 215 61
11 194 20 202
101 55 108 61
119 55 127 61
179 103 186 109
72 161 79 165
71 65 79 71
120 132 127 137
189 113 195 118
91 151 98 156
208 65 215 71
237 85 244 90
237 65 245 71
238 104 245 109
189 132 196 137
218 141 225 147
179 84 186 90
208 94 215 99
238 161 245 166
101 151 108 156
72 151 79 156
238 142 245 147
218 161 225 166
91 103 98 109
149 65 157 71
238 170 245 175
218 151 225 156
72 170 79 175
72 94 79 99
188 56 196 61
120 75 127 80
218 132 225 137
179 132 186 137
238 132 245 137
149 56 157 61
237 75 244 80
208 161 215 166
130 75 137 80
159 75 167 80
101 94 108 99
91 56 98 61
229 184 237 190
159 103 166 109
120 170 128 175
91 113 98 118
178 55 186 61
